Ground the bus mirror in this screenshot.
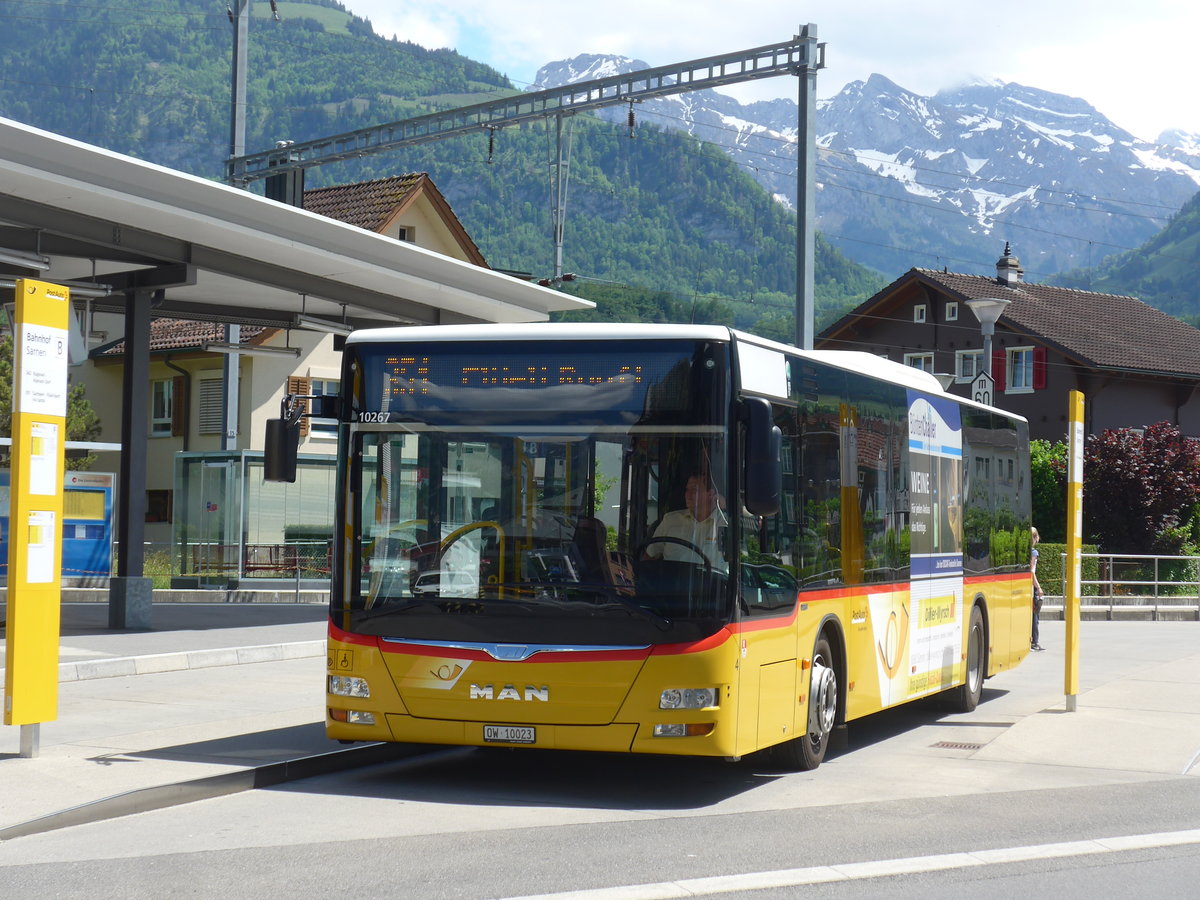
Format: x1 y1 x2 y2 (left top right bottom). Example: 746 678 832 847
310 395 340 419
743 397 782 517
264 418 299 483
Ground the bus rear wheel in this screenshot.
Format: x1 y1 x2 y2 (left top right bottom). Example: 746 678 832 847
776 635 838 770
952 604 986 713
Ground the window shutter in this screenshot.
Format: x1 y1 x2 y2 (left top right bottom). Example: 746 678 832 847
171 376 187 437
992 350 1006 390
197 378 224 434
287 376 311 437
1032 347 1047 389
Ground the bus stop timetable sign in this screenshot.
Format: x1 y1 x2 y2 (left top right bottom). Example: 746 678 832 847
4 278 69 740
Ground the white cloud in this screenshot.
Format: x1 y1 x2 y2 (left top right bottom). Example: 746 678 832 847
343 0 1200 140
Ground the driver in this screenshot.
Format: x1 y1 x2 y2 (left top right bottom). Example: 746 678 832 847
643 473 729 571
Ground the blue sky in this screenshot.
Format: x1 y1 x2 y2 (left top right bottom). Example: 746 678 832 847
340 0 1199 143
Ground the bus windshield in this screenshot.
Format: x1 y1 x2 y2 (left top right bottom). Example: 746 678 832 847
341 339 732 646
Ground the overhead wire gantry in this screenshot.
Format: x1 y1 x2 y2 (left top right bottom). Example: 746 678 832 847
226 27 825 347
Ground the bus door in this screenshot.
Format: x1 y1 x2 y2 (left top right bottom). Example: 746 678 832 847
736 399 802 748
903 391 965 701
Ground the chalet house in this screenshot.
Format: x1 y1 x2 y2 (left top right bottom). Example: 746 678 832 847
817 247 1200 442
79 174 498 547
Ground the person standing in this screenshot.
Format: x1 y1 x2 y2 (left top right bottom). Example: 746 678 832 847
1031 526 1044 650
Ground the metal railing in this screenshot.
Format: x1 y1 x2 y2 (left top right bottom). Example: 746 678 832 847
97 541 334 590
1048 552 1200 620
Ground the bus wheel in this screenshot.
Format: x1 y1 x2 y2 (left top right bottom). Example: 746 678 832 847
953 604 986 713
777 635 838 770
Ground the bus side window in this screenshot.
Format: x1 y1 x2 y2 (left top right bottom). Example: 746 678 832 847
739 405 800 616
796 427 842 588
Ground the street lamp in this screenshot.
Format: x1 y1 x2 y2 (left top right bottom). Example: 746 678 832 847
965 296 1012 379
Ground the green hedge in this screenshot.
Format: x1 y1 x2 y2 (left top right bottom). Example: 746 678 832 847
1036 543 1099 597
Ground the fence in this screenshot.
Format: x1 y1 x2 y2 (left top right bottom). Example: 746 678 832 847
125 540 333 590
78 544 1200 619
1044 552 1200 620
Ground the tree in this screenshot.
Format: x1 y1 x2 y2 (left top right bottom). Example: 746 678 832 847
0 336 103 471
1030 439 1067 543
1083 422 1200 553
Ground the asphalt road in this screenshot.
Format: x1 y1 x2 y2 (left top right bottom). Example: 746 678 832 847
1 618 1198 897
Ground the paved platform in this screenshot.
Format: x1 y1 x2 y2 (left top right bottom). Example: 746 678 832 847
2 605 1198 841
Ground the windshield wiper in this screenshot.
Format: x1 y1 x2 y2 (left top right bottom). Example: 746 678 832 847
460 579 673 630
357 583 673 630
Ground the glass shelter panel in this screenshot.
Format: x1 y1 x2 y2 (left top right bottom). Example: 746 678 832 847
173 452 337 585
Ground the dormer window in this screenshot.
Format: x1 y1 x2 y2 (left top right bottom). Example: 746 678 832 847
913 304 927 324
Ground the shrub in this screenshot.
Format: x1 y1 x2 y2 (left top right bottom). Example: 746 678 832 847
1036 543 1099 597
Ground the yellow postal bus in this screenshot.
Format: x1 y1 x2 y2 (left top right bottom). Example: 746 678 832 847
267 324 1032 769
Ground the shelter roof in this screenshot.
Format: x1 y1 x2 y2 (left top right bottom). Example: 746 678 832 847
0 117 589 329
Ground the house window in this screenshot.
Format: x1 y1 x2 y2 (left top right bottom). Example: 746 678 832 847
913 304 927 324
395 226 414 243
309 378 339 436
146 489 173 523
1007 346 1035 392
198 378 224 435
945 301 959 321
151 379 174 436
955 349 982 382
903 352 934 374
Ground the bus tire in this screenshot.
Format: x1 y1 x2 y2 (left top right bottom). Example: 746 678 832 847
776 635 838 770
953 604 986 712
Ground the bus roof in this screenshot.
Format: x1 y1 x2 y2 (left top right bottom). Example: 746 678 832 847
344 322 731 345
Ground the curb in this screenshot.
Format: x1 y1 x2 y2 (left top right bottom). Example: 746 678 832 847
58 640 326 683
0 741 450 842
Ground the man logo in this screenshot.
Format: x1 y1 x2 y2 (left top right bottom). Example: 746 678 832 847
469 684 549 702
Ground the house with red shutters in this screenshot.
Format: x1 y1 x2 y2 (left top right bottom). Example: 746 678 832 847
816 246 1200 442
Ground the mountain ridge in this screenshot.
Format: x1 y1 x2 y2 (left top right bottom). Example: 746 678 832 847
0 0 884 336
535 53 1200 283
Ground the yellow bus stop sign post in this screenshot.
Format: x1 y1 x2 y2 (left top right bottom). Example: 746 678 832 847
3 279 70 757
1064 390 1084 711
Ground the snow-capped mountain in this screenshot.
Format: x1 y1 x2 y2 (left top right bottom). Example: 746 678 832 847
533 56 1200 277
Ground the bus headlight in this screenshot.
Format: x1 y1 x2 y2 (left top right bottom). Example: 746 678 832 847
659 688 718 709
653 723 715 737
329 675 370 698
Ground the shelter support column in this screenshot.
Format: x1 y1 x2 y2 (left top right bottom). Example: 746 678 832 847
110 287 153 629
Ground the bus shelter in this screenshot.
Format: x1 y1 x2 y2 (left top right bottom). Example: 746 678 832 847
0 116 589 627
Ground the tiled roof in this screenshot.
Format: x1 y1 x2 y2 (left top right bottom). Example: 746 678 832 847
99 319 269 356
913 269 1200 378
303 173 487 266
822 267 1200 380
303 173 426 231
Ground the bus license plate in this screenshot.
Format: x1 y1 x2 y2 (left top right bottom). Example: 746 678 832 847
484 724 535 744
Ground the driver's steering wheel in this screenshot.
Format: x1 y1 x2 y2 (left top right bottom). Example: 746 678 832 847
637 536 713 573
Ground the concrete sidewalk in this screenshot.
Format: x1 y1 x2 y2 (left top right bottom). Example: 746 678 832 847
1 601 329 679
2 607 1198 842
0 602 358 839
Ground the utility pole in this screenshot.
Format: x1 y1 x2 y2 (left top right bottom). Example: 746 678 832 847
229 0 249 162
551 113 573 281
225 0 250 452
794 24 823 351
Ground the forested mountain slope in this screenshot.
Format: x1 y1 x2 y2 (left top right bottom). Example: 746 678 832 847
0 0 884 332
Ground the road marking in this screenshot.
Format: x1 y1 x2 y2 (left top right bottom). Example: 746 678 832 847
502 828 1200 899
1184 746 1200 776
